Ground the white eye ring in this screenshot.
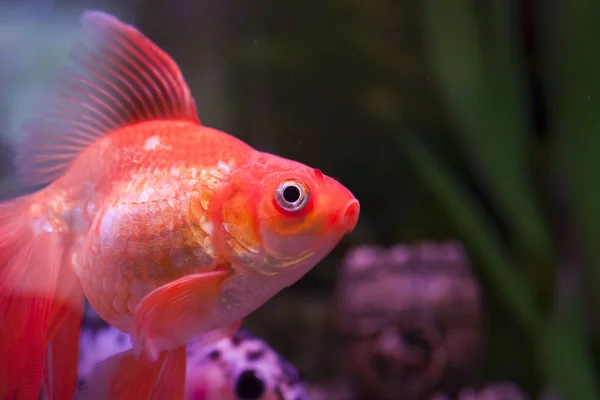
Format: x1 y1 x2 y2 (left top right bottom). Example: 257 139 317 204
275 180 309 212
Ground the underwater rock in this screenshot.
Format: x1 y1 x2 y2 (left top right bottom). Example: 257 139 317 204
335 241 482 400
77 310 307 400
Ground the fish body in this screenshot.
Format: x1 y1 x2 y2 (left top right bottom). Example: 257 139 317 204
0 10 359 400
64 120 308 336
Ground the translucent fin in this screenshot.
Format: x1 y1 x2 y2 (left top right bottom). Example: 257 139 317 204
77 347 187 400
14 10 199 187
42 280 84 400
46 245 85 342
0 196 65 400
132 270 232 362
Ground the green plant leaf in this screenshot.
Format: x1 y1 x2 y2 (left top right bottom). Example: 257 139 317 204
403 133 600 399
420 0 553 261
539 0 600 319
538 295 600 400
401 134 539 333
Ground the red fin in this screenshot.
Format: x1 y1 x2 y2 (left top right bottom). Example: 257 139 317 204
133 270 232 361
42 280 84 400
14 10 199 187
77 347 187 400
46 246 85 342
0 197 66 400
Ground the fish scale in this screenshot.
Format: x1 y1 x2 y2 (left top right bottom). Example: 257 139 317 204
77 127 242 333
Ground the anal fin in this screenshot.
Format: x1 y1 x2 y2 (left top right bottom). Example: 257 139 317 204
76 347 187 400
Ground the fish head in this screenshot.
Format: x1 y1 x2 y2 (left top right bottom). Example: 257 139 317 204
215 152 359 276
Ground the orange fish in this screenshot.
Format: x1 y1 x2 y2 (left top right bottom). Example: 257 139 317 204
0 10 359 400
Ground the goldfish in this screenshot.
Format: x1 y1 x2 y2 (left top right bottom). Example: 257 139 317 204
77 315 307 400
0 9 359 400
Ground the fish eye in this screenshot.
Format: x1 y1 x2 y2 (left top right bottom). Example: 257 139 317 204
275 180 309 212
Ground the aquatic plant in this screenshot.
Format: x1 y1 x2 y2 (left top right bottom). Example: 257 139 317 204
404 1 600 399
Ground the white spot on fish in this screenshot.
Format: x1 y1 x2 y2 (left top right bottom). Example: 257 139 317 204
170 165 182 177
198 214 214 236
217 160 232 175
143 136 160 151
63 206 89 233
99 207 120 250
30 217 53 234
205 221 214 236
198 161 236 190
138 187 157 203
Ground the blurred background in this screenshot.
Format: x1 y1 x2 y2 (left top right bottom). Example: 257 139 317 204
1 0 599 399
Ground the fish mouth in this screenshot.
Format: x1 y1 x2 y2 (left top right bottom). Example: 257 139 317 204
337 198 360 233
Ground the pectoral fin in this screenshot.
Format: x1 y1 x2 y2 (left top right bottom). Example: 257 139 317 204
133 269 233 361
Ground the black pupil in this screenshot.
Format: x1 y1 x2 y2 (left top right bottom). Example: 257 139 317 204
234 369 266 399
282 185 301 204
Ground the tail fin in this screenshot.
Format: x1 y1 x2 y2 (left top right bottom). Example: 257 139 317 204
77 347 187 400
42 278 85 400
0 195 78 400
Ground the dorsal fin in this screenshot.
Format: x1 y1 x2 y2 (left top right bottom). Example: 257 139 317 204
13 11 200 187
